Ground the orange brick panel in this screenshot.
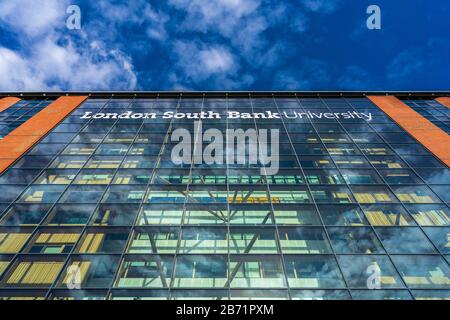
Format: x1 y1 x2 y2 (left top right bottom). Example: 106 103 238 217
9 96 87 136
0 159 15 170
0 135 42 158
0 96 88 174
435 97 450 109
368 95 450 167
0 97 20 112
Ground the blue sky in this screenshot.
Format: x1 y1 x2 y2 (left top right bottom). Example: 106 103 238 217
0 0 449 91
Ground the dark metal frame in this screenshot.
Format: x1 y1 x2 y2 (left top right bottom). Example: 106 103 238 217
1 91 450 99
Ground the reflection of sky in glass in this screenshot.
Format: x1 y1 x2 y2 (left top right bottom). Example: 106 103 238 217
0 96 448 300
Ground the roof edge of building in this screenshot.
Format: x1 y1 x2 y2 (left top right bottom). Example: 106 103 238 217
1 91 450 99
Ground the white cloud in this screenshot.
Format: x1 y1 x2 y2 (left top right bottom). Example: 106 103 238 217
173 41 237 80
169 0 261 36
0 0 334 91
166 0 311 89
168 0 270 62
168 0 309 73
0 38 137 91
300 0 340 13
170 40 254 89
201 48 236 74
92 0 169 41
0 0 66 37
0 47 45 91
143 7 169 41
0 0 137 91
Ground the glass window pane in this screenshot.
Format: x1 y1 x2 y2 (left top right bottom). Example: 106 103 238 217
415 168 450 184
86 156 123 169
269 188 311 204
429 186 450 203
74 170 114 185
278 227 331 254
362 205 416 226
304 170 345 185
0 258 11 277
18 185 65 204
228 207 273 225
318 205 368 226
183 208 228 225
352 186 397 204
49 156 89 169
407 205 450 226
327 227 384 254
376 227 436 254
60 185 106 204
102 186 146 203
368 156 408 169
423 227 450 254
230 289 289 300
229 228 278 254
45 204 95 226
392 186 441 204
137 205 183 226
50 290 107 300
90 204 139 226
284 255 345 289
340 169 383 184
392 255 450 289
378 170 423 185
112 169 151 185
25 231 80 254
128 227 179 254
402 156 445 168
35 170 77 185
273 205 321 225
0 169 41 185
291 290 350 300
350 290 412 300
57 255 120 288
0 204 51 226
229 255 286 289
0 230 32 253
76 230 129 253
174 255 227 288
3 259 64 287
311 186 355 204
337 255 405 288
411 290 450 300
114 256 173 289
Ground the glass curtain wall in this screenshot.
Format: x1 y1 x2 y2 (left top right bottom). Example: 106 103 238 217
0 95 448 300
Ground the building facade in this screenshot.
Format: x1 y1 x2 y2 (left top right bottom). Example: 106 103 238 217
0 92 448 300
